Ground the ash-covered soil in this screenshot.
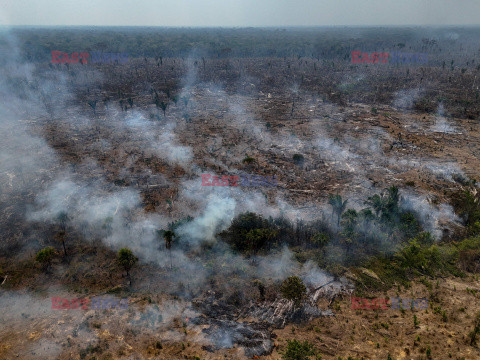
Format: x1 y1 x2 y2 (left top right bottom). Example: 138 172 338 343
1 28 480 360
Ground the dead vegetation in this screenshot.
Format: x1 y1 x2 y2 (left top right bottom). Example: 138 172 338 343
1 28 480 359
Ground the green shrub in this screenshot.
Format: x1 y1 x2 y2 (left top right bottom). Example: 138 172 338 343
457 248 480 273
280 276 306 306
468 312 480 345
117 248 138 277
282 339 320 360
35 247 55 271
395 233 456 276
218 212 277 255
310 233 329 248
245 228 278 254
242 155 255 164
451 190 480 234
293 154 305 165
399 212 421 239
414 314 420 328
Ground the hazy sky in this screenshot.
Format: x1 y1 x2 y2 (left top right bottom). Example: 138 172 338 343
1 0 479 27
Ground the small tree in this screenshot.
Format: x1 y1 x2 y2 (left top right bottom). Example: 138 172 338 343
280 276 306 307
56 211 69 257
242 155 255 165
36 247 55 272
88 100 97 115
0 266 5 285
245 228 278 256
164 230 176 268
292 153 305 166
172 95 179 106
469 311 480 346
160 101 168 117
118 248 138 278
156 230 176 268
54 231 67 257
414 314 420 328
310 232 329 248
163 230 176 250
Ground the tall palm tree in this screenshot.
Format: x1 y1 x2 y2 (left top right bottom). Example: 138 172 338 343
365 194 385 218
341 209 358 254
328 194 348 228
341 209 358 233
57 211 69 232
160 101 168 117
161 230 176 269
385 186 400 216
56 211 69 257
365 186 400 220
359 208 375 242
163 230 175 250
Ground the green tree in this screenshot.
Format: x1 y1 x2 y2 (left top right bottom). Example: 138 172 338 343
341 209 358 234
310 232 329 248
365 194 384 218
118 248 138 277
57 211 69 231
400 211 420 239
218 212 276 255
88 100 97 115
451 190 480 235
162 230 176 250
156 229 176 268
160 101 168 117
280 276 306 307
328 194 348 227
242 155 255 165
383 186 400 222
365 186 400 227
359 208 375 242
245 228 278 256
36 247 55 272
292 154 305 166
181 95 190 108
